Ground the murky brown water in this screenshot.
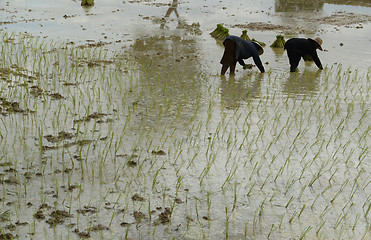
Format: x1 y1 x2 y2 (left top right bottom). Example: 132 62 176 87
0 0 370 239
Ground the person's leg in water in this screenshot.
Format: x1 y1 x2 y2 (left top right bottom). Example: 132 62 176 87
287 48 301 72
220 39 237 75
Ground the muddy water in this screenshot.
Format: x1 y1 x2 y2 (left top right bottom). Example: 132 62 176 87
0 0 370 239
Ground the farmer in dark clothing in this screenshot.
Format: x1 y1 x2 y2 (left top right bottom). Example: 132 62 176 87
284 37 323 72
220 35 265 75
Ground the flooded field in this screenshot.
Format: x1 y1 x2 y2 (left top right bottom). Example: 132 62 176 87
0 0 370 239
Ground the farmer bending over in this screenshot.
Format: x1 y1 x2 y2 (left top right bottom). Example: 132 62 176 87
220 35 265 75
284 37 323 72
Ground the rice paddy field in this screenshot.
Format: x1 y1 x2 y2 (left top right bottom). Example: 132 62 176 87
0 0 370 239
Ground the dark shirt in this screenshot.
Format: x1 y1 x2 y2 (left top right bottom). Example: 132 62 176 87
284 38 323 69
224 36 265 73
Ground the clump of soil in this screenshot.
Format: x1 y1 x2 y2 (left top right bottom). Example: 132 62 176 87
0 233 16 240
3 176 19 185
33 203 52 220
155 207 171 225
131 194 145 202
133 211 146 222
0 98 28 114
46 210 73 226
73 112 108 123
127 160 138 167
44 131 75 143
152 150 166 155
88 224 109 232
77 206 98 215
232 22 296 31
74 229 91 238
42 139 93 151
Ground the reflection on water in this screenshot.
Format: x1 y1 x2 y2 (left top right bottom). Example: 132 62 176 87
220 73 263 108
275 0 324 12
164 0 179 19
276 0 370 12
157 0 201 34
283 70 321 97
325 0 371 7
125 0 204 130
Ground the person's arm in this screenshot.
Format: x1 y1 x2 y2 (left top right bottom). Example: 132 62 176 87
311 51 323 70
252 53 265 73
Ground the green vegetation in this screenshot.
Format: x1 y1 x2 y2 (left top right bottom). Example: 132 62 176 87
251 38 266 47
81 0 94 6
240 30 251 41
270 35 286 48
0 30 370 239
210 24 230 40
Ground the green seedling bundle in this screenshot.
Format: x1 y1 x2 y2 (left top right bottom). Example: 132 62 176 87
270 35 286 48
210 24 230 40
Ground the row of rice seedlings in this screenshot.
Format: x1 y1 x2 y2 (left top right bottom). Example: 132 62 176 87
1 29 370 239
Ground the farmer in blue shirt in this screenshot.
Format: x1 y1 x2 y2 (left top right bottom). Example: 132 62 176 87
220 35 265 75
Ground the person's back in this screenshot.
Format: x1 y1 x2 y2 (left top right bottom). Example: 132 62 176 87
284 37 323 72
220 36 265 75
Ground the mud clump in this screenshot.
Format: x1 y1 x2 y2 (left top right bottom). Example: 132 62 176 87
33 203 52 220
156 207 171 225
42 138 93 151
46 210 73 226
131 194 145 202
133 211 146 222
74 229 91 238
73 112 108 123
152 149 166 155
88 224 109 232
0 98 28 114
1 176 19 185
44 131 75 143
77 206 97 215
0 233 16 240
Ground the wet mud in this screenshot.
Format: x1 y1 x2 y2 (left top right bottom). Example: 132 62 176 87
0 0 370 239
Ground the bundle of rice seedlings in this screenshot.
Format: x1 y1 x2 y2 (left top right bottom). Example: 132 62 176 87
240 30 251 41
251 38 266 47
270 35 286 48
210 24 230 40
81 0 94 6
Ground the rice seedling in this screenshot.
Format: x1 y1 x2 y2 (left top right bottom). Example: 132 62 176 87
0 26 370 239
